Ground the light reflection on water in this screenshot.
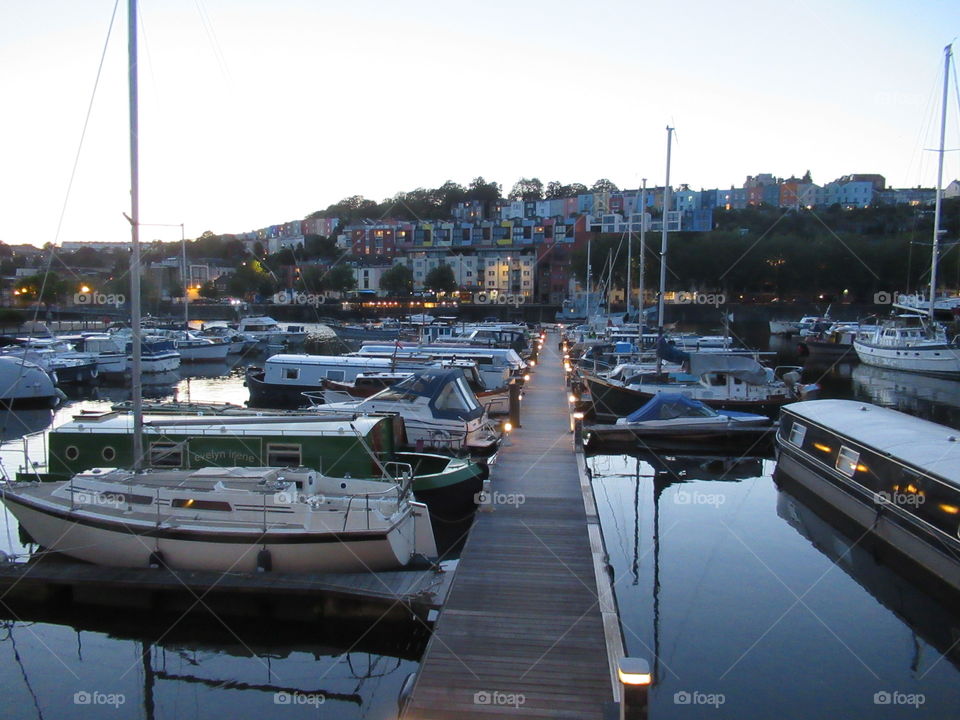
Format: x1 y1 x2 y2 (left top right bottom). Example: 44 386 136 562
589 450 960 719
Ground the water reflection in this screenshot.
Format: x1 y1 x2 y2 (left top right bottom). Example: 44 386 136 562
589 449 960 719
851 364 960 429
0 603 423 720
775 470 960 673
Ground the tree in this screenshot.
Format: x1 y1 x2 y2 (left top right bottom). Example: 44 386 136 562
303 234 339 260
379 264 414 295
424 264 458 294
322 264 357 294
508 178 544 202
467 177 502 204
17 272 68 307
546 181 588 199
591 178 619 193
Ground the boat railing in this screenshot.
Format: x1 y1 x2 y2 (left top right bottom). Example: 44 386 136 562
341 482 406 531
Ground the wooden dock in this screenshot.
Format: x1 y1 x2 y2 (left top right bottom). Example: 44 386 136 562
404 337 619 718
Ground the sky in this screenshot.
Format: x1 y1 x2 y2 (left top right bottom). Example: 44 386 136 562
0 0 958 247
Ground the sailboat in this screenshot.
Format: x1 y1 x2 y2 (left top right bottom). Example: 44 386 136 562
854 44 960 376
0 0 438 573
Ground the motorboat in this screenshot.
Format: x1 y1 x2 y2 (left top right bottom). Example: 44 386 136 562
62 333 128 378
310 369 502 456
853 315 960 376
776 399 960 593
235 316 307 346
1 465 437 573
583 393 774 450
198 325 256 354
0 356 62 408
157 329 230 362
583 352 817 420
0 344 99 385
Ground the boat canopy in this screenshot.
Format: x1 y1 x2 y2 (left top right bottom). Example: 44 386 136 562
688 353 770 385
622 393 717 423
367 369 484 421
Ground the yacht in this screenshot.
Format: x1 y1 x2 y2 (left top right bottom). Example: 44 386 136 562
853 315 960 376
0 356 61 408
1 465 436 573
235 316 307 346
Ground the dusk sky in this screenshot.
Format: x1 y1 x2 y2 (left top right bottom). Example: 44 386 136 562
0 0 957 247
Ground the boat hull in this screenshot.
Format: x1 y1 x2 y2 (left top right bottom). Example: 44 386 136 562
3 493 418 573
178 341 230 362
853 340 960 376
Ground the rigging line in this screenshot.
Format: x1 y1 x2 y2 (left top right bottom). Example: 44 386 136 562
907 54 948 188
194 0 232 86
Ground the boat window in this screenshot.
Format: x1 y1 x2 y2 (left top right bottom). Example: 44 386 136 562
267 443 301 467
65 445 80 461
455 377 480 412
102 446 117 462
436 380 470 412
836 446 860 477
284 367 300 380
325 370 345 382
149 441 183 468
171 498 232 512
787 422 807 447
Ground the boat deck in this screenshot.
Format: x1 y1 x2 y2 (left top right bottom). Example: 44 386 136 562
404 338 617 718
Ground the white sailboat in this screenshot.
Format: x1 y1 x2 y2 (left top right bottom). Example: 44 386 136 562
854 44 960 376
0 0 437 574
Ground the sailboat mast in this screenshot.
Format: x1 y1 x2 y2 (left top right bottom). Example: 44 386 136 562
638 178 646 346
657 127 673 372
128 0 143 469
181 223 188 327
586 237 592 320
626 212 632 318
929 43 951 320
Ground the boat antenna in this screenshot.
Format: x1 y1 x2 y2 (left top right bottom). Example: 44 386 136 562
128 0 143 470
929 43 952 321
656 127 674 375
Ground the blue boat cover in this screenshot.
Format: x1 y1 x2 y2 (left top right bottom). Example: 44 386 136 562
614 342 633 353
657 337 690 364
623 393 718 423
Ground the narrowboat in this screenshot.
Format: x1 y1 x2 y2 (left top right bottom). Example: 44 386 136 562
776 399 960 592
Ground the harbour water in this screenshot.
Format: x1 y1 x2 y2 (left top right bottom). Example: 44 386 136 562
2 324 960 717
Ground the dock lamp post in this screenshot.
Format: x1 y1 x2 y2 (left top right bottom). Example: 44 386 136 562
618 657 652 720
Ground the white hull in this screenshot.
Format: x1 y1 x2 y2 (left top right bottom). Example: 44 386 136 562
5 499 418 573
853 341 960 376
769 320 801 335
178 342 230 362
138 352 181 373
95 353 128 376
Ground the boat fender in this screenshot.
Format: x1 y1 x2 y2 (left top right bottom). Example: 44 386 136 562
257 548 272 573
782 370 801 388
148 551 166 569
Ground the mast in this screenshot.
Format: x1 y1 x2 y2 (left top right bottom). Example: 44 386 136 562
128 0 143 469
626 211 632 318
181 223 188 327
638 178 647 347
657 127 674 373
929 44 951 321
586 237 592 320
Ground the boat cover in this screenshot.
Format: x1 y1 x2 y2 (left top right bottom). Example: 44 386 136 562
687 353 770 385
657 337 690 364
622 393 717 423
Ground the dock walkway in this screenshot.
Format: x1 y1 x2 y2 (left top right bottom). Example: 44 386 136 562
405 337 615 718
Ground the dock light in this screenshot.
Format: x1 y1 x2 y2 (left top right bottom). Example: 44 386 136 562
503 421 513 433
523 374 530 382
568 393 577 403
618 657 651 720
564 363 571 373
572 411 584 420
80 285 91 293
529 360 536 368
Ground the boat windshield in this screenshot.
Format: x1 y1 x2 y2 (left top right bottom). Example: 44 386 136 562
436 377 481 413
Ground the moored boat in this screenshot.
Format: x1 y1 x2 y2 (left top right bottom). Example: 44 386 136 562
1 465 436 573
776 399 960 592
